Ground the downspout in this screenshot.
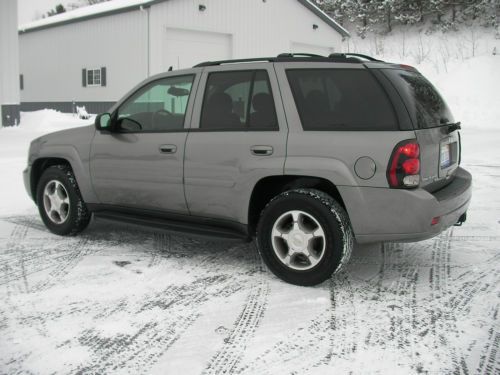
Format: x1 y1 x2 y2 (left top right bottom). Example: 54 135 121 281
141 4 151 77
147 5 150 77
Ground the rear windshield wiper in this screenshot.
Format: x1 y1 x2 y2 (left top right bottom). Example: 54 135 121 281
442 121 461 134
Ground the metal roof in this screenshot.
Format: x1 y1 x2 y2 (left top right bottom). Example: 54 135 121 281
18 0 350 38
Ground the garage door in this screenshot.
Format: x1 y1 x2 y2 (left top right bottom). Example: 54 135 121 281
291 41 335 57
163 28 232 70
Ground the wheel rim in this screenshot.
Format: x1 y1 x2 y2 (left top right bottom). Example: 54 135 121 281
43 180 70 224
271 210 326 271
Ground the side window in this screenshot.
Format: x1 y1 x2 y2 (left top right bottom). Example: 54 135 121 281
200 70 278 130
286 69 397 131
117 74 194 132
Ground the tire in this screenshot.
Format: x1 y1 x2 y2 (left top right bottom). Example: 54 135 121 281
256 189 353 286
36 165 91 236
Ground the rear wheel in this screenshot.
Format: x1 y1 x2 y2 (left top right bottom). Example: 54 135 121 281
36 165 91 236
256 189 353 286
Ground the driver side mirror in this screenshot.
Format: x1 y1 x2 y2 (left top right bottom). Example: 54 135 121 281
95 113 112 131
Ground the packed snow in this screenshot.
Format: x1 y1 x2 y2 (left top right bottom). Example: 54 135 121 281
0 52 499 373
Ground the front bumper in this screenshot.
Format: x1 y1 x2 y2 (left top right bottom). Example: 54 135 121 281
23 165 34 201
339 167 472 244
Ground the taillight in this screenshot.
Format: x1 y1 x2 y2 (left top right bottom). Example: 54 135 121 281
387 140 420 188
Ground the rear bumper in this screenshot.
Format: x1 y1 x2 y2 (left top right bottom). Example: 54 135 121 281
339 167 472 244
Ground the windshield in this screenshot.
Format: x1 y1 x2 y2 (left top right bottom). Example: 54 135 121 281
382 69 454 129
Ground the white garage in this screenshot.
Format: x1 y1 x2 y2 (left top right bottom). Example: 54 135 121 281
18 0 349 114
291 41 335 57
163 28 232 70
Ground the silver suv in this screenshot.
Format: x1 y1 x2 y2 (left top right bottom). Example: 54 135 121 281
23 53 472 286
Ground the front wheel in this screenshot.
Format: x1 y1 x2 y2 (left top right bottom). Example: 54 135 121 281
36 165 91 236
256 189 353 286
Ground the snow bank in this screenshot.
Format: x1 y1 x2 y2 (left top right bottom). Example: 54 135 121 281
0 110 93 215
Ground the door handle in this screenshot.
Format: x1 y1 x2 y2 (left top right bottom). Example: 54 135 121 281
250 145 273 156
159 144 177 154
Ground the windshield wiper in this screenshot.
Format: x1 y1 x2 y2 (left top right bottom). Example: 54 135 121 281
442 121 461 134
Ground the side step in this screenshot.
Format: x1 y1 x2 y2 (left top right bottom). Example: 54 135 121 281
94 210 249 241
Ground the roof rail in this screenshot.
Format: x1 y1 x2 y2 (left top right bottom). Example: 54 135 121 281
193 52 380 68
328 53 382 62
193 57 276 67
277 52 324 58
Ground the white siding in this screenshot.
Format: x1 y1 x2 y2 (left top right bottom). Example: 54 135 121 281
163 28 232 70
149 0 344 72
19 10 148 103
19 0 345 103
0 0 20 105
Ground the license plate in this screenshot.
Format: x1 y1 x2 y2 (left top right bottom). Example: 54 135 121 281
440 143 451 168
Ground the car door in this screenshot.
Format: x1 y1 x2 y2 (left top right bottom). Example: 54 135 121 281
184 64 288 224
90 72 199 214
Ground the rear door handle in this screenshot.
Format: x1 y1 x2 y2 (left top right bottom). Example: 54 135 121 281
159 144 177 154
250 145 273 156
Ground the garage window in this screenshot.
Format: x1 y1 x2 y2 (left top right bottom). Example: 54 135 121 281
87 69 100 86
82 67 107 87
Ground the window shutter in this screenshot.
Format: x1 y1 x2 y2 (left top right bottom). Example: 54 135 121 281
82 69 87 87
101 67 106 87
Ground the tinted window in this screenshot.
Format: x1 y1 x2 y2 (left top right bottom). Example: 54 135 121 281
382 69 454 129
200 70 278 130
286 69 397 131
117 75 194 132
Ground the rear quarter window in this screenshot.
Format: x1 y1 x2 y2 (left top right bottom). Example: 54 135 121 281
286 69 398 131
381 69 454 129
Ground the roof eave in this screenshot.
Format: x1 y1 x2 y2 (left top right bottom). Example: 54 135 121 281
296 0 350 38
19 1 153 34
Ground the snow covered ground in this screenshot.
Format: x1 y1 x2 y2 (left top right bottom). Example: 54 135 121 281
1 53 499 374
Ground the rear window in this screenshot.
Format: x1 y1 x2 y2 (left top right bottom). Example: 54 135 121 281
286 69 398 131
382 69 454 129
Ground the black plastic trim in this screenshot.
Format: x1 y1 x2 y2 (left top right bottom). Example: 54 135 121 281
88 204 250 241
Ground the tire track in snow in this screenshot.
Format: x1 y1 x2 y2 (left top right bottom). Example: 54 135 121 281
203 247 269 375
429 228 469 374
235 270 358 375
0 219 32 291
74 276 228 374
73 242 256 375
449 267 500 316
475 305 500 375
29 237 91 292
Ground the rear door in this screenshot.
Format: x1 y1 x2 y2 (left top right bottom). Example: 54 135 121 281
183 63 288 223
274 62 415 189
381 68 460 190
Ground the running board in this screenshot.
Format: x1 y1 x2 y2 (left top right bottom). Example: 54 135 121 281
92 209 249 241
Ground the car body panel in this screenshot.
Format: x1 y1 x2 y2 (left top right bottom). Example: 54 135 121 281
88 71 201 213
24 125 98 203
341 167 471 243
184 63 288 223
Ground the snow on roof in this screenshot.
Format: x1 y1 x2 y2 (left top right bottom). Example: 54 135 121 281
19 0 152 32
19 0 350 37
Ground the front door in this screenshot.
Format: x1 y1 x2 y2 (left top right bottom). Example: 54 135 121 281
90 73 198 214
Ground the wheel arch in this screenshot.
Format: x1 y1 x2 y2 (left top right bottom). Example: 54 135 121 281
31 157 73 203
247 175 347 236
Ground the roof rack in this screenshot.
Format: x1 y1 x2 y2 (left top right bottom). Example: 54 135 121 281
328 53 382 62
193 52 382 67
